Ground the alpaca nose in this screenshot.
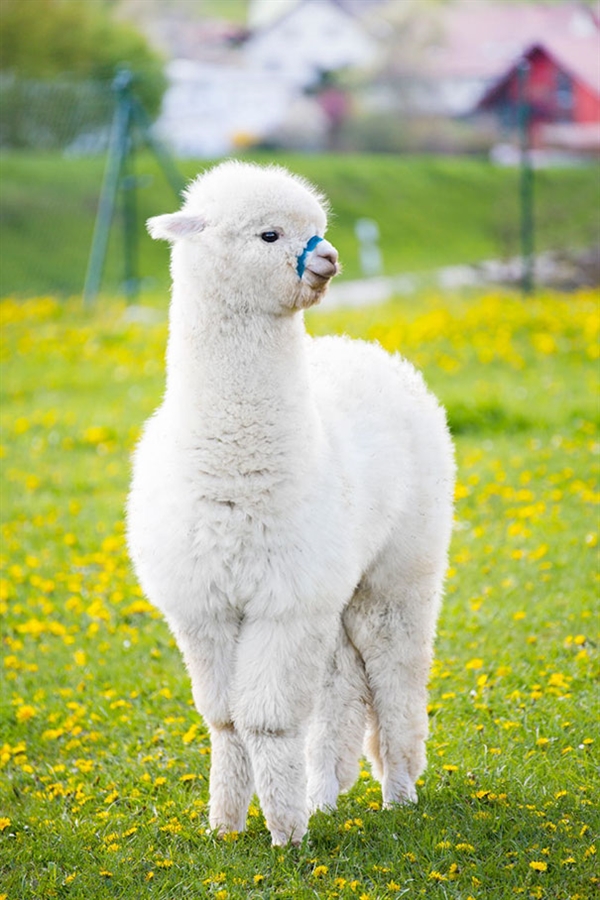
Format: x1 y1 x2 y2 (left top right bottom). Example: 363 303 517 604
314 240 338 267
304 239 339 280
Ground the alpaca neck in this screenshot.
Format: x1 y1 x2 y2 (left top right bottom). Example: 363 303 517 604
164 284 319 488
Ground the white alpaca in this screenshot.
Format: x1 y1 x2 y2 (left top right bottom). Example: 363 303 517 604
127 161 455 846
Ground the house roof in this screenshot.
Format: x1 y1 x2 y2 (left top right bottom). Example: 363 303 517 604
478 40 600 109
426 0 600 94
247 0 384 30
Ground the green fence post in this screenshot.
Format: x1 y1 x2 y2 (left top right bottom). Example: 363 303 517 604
83 67 184 305
121 130 139 302
83 69 133 306
517 59 535 296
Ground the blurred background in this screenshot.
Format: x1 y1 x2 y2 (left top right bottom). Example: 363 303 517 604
1 0 599 300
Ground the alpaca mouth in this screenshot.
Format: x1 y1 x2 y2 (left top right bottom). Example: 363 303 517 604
305 258 339 281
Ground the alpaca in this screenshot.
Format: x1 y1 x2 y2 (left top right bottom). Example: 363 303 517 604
126 161 455 846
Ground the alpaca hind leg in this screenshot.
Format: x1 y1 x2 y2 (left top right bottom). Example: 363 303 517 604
306 622 369 813
345 571 442 807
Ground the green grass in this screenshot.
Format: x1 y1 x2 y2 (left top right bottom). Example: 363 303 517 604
1 151 599 296
1 288 598 899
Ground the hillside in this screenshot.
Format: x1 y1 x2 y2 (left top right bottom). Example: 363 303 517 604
1 152 598 298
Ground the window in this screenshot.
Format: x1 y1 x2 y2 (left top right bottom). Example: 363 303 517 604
555 70 573 121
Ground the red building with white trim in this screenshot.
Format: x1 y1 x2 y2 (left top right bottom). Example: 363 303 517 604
477 42 600 152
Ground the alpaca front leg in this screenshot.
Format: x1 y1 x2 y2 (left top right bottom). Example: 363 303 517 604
208 724 254 834
171 615 253 834
232 614 335 845
243 729 308 846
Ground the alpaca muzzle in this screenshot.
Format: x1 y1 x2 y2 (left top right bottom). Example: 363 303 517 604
301 238 339 281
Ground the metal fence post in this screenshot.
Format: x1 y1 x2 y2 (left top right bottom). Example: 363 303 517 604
83 68 184 306
83 69 133 306
517 59 535 296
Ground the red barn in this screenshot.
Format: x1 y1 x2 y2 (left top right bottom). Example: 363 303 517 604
477 42 600 152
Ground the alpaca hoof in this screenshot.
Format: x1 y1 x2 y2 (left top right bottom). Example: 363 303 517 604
383 774 419 807
269 823 307 847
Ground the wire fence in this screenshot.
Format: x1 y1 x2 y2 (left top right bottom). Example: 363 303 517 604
1 74 599 300
0 74 185 299
1 74 114 153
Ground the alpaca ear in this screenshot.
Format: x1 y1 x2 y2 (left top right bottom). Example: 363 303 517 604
146 213 206 241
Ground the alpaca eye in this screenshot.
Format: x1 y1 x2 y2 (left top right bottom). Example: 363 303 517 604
261 231 279 243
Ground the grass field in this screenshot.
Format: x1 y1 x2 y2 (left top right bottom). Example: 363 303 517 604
1 288 598 899
1 151 599 296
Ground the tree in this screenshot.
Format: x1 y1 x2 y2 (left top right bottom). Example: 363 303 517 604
0 0 165 114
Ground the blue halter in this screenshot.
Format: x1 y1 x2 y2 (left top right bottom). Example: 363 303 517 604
296 235 323 278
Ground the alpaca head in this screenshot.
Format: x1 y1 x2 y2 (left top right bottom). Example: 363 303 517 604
148 161 340 314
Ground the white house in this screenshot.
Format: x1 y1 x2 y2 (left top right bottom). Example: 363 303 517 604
244 0 379 88
155 59 297 158
154 0 380 157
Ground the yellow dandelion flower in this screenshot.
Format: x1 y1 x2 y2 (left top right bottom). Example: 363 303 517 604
529 861 548 872
429 870 447 881
16 704 37 722
466 658 484 670
0 818 11 831
313 865 328 877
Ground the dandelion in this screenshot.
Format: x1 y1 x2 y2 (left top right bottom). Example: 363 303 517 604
0 818 11 831
313 865 328 877
529 861 548 872
466 658 484 670
221 831 238 842
15 705 37 722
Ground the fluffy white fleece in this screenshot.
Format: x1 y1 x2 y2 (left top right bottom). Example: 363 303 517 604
126 161 455 846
